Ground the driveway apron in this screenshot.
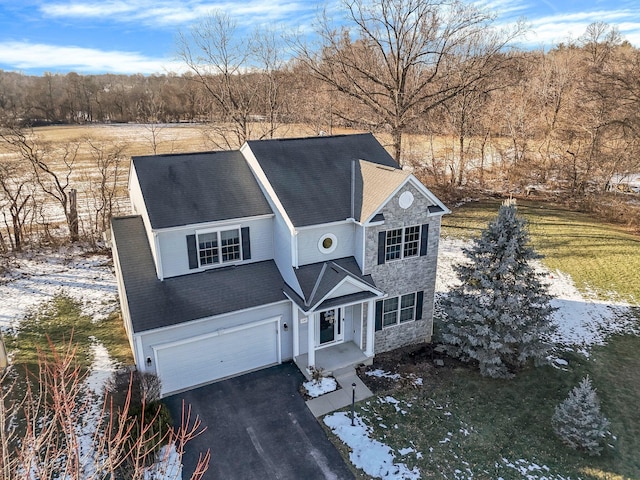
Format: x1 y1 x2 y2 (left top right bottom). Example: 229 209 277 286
164 362 354 479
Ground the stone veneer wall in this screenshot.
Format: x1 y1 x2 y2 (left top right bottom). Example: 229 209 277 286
364 181 443 353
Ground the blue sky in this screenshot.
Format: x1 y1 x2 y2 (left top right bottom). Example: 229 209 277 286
0 0 639 75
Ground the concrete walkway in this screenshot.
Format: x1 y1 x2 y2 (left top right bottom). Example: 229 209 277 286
306 367 374 417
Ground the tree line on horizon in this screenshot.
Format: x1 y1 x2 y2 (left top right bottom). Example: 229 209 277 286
0 0 639 251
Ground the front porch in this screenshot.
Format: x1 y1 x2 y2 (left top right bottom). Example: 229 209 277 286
294 341 373 379
291 297 377 379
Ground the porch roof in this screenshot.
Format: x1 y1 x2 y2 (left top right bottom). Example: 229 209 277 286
287 257 381 312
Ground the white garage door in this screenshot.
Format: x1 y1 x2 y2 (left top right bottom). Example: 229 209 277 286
154 318 280 396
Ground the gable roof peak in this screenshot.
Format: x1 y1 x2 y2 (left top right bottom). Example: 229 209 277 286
245 133 399 227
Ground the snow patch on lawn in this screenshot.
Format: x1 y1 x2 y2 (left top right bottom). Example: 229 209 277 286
144 444 183 480
498 458 571 480
77 340 115 477
303 376 337 397
85 337 115 394
378 395 409 415
366 369 401 380
436 237 637 352
324 412 420 479
544 266 636 352
0 248 117 332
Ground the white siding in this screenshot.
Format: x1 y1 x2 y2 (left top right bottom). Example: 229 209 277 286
274 215 301 295
297 222 356 266
241 144 302 295
110 228 136 362
156 216 274 278
128 164 145 217
326 280 364 299
354 224 365 271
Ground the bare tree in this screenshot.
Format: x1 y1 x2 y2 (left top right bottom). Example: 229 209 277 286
295 0 524 164
177 12 286 149
441 80 495 186
83 138 127 245
252 28 287 138
1 339 210 479
137 85 167 154
0 159 35 251
0 126 80 242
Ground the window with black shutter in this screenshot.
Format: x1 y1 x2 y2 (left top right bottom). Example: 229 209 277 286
188 226 250 269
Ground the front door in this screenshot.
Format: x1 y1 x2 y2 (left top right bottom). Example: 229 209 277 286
319 308 342 345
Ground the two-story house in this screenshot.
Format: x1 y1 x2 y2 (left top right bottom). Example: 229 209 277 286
111 133 449 397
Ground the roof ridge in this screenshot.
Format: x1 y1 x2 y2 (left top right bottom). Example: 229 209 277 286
133 149 239 160
306 262 329 307
247 132 371 144
328 261 375 289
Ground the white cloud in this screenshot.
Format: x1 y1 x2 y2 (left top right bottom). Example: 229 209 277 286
498 7 640 48
474 0 530 17
0 41 184 75
41 1 136 18
530 9 636 25
40 0 318 27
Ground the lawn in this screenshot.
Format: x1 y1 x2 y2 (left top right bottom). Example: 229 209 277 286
6 293 132 372
326 199 640 479
345 340 640 479
1 251 133 433
442 198 640 303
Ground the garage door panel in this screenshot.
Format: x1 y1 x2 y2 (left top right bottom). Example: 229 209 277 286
155 319 279 396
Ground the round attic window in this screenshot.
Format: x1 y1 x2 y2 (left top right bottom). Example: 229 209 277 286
399 191 414 209
318 233 338 254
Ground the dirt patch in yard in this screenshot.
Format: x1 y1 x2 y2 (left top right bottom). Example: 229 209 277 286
356 343 461 394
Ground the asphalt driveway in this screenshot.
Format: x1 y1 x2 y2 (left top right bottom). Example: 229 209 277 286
164 362 354 479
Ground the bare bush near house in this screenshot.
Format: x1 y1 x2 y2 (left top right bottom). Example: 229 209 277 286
0 339 210 479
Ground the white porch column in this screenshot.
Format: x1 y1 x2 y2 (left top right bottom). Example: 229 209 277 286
307 312 315 368
365 299 375 357
292 303 299 357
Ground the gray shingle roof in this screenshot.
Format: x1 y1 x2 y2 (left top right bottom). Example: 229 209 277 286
132 150 272 229
246 133 399 227
291 257 379 310
111 216 286 333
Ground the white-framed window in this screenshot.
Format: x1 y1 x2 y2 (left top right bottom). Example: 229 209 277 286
318 233 338 254
385 225 420 261
197 227 241 267
381 292 417 327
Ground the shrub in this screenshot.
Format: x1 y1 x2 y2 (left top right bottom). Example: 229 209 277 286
552 376 610 456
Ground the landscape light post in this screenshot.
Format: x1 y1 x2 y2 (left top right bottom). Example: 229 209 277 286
351 382 356 426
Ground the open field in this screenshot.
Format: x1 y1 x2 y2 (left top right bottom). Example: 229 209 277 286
0 123 374 236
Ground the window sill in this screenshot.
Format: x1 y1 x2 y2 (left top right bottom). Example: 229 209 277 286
381 319 415 329
196 259 244 271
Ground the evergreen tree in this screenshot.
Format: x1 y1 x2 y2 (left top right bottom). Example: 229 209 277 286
440 200 557 378
552 376 610 455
